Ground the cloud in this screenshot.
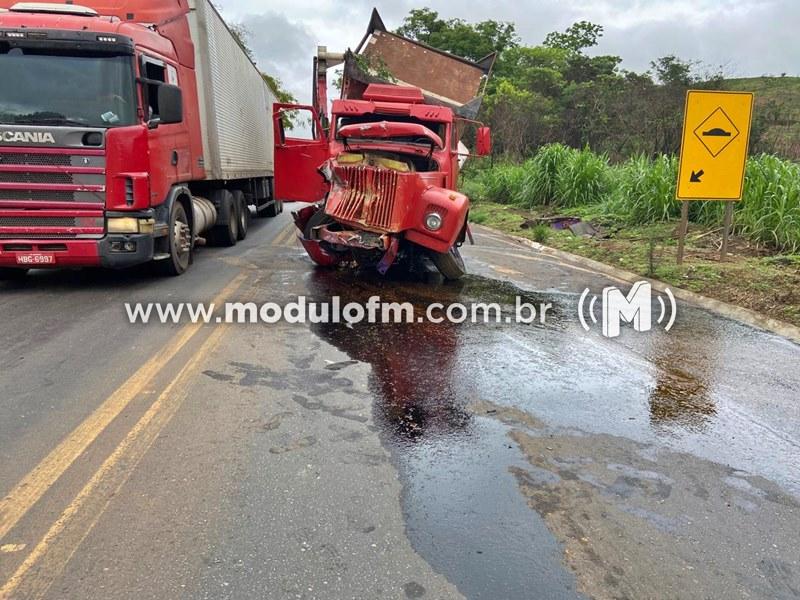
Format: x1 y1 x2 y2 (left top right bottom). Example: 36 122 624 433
214 0 799 103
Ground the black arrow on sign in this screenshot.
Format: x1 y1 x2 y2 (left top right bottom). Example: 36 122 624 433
690 170 705 183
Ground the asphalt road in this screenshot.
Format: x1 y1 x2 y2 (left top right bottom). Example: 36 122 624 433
0 211 798 600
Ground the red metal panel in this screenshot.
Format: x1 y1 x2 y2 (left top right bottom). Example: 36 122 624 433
0 201 105 210
0 183 105 192
273 104 330 203
0 165 105 175
0 147 104 156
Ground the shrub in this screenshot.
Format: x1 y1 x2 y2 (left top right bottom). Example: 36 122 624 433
517 144 574 207
736 154 800 252
479 163 526 204
531 224 551 244
606 155 679 224
554 147 613 207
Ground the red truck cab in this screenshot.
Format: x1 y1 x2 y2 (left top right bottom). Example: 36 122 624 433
283 12 493 279
0 5 196 274
0 1 280 278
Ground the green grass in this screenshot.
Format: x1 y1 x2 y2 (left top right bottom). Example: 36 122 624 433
467 201 800 328
462 144 800 253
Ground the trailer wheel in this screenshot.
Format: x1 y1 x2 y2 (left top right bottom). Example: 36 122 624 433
208 190 239 247
262 200 280 218
430 246 467 281
0 268 28 281
234 190 249 241
156 201 192 276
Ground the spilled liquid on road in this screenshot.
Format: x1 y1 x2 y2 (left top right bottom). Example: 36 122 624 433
302 265 800 598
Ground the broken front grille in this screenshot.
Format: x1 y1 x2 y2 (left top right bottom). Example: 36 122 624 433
326 166 403 232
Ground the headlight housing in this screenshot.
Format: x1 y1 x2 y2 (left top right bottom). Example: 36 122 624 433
425 212 444 232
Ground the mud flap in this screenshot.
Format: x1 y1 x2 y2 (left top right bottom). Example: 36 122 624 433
377 237 400 275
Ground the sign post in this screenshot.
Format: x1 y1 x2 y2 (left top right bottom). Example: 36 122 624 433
677 201 689 265
676 90 754 264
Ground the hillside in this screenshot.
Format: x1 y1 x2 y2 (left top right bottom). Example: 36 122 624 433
723 77 800 159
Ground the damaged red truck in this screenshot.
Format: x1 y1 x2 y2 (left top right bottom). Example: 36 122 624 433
0 0 282 278
282 10 494 280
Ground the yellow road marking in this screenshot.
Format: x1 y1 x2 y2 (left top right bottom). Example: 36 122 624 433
0 325 229 600
284 228 299 248
490 265 524 276
474 247 628 284
0 272 247 545
271 224 295 247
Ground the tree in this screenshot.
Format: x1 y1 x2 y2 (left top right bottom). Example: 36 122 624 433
543 21 603 54
396 8 518 61
650 55 696 87
228 22 254 61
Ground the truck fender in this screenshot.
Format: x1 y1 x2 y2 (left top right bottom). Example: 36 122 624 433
154 185 194 239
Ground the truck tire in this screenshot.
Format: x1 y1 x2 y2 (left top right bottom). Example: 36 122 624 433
156 201 192 276
208 190 239 247
234 190 249 241
261 200 280 218
0 268 28 280
430 246 467 280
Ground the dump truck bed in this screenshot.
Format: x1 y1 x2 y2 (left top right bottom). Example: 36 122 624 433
341 10 495 119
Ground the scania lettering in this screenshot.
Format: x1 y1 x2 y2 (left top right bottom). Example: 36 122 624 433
0 131 56 144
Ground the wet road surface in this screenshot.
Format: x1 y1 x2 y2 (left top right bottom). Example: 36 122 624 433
0 212 798 599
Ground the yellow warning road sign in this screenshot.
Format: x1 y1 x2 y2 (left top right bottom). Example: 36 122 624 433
677 90 754 200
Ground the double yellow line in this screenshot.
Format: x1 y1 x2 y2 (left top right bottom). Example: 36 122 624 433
271 223 298 248
0 272 248 599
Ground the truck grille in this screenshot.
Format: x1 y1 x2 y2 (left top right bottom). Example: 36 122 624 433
326 166 402 232
0 189 77 202
0 147 106 239
0 171 74 185
0 216 76 228
0 148 106 205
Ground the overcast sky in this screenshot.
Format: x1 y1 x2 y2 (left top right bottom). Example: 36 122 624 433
215 0 799 104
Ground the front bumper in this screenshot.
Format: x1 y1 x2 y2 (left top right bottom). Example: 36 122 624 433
0 234 155 270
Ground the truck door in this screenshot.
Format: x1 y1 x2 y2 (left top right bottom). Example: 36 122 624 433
273 104 329 203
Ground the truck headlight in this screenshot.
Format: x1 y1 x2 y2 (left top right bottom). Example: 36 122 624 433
107 217 156 234
424 212 443 232
107 217 139 234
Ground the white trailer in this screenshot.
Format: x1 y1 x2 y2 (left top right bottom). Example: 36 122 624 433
188 0 276 183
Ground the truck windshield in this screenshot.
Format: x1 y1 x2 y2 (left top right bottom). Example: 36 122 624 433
0 47 136 128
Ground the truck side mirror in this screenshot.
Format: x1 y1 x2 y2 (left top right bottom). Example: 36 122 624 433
157 84 184 125
476 127 492 157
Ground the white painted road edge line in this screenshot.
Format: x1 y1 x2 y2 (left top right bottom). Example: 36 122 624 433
476 225 800 345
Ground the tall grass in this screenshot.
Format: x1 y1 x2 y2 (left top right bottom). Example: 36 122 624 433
517 144 573 207
606 155 679 224
555 148 613 207
461 144 800 253
737 155 800 252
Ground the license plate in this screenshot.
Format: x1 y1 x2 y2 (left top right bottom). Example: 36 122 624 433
16 253 56 266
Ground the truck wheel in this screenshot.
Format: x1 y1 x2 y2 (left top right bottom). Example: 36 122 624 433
234 190 249 241
0 268 28 281
262 200 280 218
430 246 467 280
208 190 239 247
156 201 192 276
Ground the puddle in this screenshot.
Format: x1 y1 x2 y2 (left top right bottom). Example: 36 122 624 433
301 266 800 596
